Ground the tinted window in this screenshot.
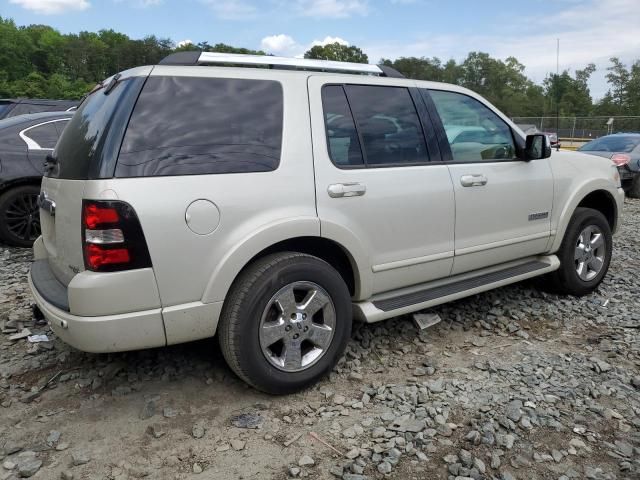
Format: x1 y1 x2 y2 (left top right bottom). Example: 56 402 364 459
345 85 428 166
24 122 61 149
321 85 364 167
117 77 283 177
430 90 515 162
50 77 145 179
53 120 69 137
579 136 640 153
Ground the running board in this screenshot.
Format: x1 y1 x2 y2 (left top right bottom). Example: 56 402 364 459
354 255 559 323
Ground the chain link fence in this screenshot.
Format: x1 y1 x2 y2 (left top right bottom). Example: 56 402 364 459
511 116 640 148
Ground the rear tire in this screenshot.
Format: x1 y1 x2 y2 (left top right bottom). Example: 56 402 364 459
0 185 41 248
627 175 640 198
218 252 352 394
544 207 612 296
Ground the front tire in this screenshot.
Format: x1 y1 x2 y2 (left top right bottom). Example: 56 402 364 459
0 185 41 247
545 207 612 296
218 252 352 394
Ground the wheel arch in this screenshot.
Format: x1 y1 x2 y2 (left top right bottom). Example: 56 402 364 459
0 176 42 196
551 187 620 253
576 190 618 232
243 236 360 297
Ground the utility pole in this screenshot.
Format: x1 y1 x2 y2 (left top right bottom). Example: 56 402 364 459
556 38 560 150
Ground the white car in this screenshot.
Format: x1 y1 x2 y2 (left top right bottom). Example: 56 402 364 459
29 52 624 393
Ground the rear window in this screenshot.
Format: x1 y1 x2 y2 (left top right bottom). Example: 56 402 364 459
49 77 145 179
579 136 640 153
116 76 283 177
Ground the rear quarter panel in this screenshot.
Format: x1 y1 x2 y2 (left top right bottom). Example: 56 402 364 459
85 69 319 308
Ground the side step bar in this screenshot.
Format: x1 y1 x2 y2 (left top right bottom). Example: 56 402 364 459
354 255 559 323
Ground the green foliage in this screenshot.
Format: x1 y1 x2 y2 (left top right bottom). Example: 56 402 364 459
0 17 263 100
0 15 637 118
304 42 368 63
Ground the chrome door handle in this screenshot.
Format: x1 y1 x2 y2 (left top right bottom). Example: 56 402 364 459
327 183 367 198
460 174 488 187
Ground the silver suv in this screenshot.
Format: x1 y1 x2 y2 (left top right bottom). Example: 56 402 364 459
29 52 624 394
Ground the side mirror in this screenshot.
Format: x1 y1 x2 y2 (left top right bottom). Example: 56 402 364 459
523 134 552 161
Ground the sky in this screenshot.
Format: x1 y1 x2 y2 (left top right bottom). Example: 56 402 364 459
2 0 639 99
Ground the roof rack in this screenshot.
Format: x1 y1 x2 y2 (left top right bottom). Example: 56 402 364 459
158 51 405 78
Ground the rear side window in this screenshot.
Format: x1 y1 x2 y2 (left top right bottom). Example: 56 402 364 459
321 84 429 168
346 85 428 166
321 85 364 167
116 77 283 177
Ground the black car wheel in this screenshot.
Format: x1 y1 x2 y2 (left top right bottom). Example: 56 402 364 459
218 252 352 394
0 185 41 247
543 207 612 296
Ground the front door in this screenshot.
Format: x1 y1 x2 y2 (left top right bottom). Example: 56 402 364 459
308 77 456 299
425 88 553 275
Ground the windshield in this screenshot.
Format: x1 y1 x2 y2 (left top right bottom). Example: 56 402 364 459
579 135 640 153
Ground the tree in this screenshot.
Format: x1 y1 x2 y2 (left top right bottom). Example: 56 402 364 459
543 64 595 116
304 42 368 63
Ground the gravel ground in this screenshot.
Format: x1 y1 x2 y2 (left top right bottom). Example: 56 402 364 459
1 200 639 480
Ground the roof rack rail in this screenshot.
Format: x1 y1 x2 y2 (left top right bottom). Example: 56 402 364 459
158 51 405 78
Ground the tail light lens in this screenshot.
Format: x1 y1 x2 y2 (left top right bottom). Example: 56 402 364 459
611 154 631 166
82 200 152 272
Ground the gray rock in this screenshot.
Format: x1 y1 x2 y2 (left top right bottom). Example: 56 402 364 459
506 400 523 422
345 448 360 460
71 450 91 466
139 399 156 420
4 440 24 455
329 465 344 477
17 458 42 477
459 449 473 467
288 466 301 477
192 421 206 439
46 430 61 446
230 413 263 429
230 439 245 451
298 455 314 467
377 461 392 474
163 407 177 418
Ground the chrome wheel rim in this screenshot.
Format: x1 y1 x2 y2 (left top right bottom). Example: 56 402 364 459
574 225 606 282
259 281 336 372
5 193 40 242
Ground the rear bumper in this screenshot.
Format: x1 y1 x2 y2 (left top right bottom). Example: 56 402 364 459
29 265 167 353
619 167 637 191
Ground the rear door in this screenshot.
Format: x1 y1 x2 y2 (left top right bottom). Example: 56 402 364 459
309 76 456 298
423 88 553 275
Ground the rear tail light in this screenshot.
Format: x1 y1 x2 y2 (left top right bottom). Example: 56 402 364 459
611 154 631 166
82 200 152 272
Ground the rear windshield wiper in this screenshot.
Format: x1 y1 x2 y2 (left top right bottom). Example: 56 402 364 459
104 73 122 95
